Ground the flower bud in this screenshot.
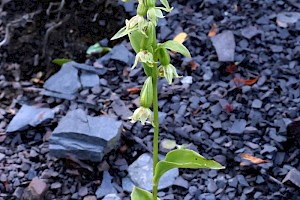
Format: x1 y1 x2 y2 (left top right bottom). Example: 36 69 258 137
147 7 158 26
145 22 156 48
158 48 170 66
137 3 148 16
146 0 156 7
140 76 153 108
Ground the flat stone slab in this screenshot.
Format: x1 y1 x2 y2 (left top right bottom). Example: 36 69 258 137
282 168 300 188
49 109 122 162
211 31 236 62
44 63 81 95
241 26 262 39
277 12 300 28
71 61 107 75
228 119 247 135
80 72 100 88
6 105 54 132
127 153 179 191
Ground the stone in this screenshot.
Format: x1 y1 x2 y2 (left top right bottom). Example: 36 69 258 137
228 119 247 134
13 187 24 199
44 63 81 94
251 99 262 109
282 168 300 188
6 105 54 132
83 196 97 200
241 26 262 39
277 12 300 28
211 31 236 62
111 94 133 120
50 182 62 189
110 44 134 65
41 90 76 100
96 171 117 198
0 153 5 162
22 178 48 200
122 177 134 193
173 176 189 189
237 175 249 187
72 61 107 75
80 72 100 88
207 179 218 193
127 153 179 191
181 76 193 85
78 187 88 197
198 193 216 200
102 194 121 200
49 109 122 162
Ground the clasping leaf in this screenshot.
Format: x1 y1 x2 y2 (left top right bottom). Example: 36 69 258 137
131 186 160 200
153 149 225 185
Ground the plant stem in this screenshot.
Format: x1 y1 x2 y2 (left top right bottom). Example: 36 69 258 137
152 65 159 200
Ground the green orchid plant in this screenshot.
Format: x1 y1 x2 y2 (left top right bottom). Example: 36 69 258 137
112 0 225 199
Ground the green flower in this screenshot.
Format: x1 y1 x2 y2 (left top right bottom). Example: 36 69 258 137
158 63 181 84
132 50 156 69
130 107 154 126
147 7 164 26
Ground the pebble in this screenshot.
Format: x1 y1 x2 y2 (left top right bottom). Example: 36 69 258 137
251 99 262 109
211 31 236 62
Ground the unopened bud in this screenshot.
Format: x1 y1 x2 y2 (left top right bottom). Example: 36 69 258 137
137 3 148 16
140 76 153 108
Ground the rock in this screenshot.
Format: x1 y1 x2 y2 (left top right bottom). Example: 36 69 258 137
228 119 247 134
49 109 122 162
96 171 117 198
110 44 134 66
78 187 88 197
41 90 76 100
22 178 48 200
102 194 121 200
83 195 97 200
13 187 24 199
287 120 300 146
71 61 107 75
111 94 133 120
6 105 54 132
80 72 100 88
211 31 236 62
198 193 216 200
44 62 81 94
237 175 249 187
181 76 193 85
251 99 262 109
277 12 300 28
127 153 179 191
0 153 5 162
173 176 189 189
122 177 134 193
282 168 300 188
241 26 262 39
50 182 61 189
207 179 218 193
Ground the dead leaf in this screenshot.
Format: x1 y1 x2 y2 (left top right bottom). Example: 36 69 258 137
234 76 259 86
173 32 188 44
226 63 237 74
190 61 199 71
127 87 141 94
241 153 268 164
208 23 217 37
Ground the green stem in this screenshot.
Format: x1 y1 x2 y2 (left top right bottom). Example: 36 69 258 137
152 64 159 200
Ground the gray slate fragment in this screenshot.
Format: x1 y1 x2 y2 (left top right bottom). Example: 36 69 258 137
96 171 117 198
128 153 179 191
241 26 262 39
102 194 121 200
211 31 236 62
282 168 300 188
71 61 107 75
111 94 133 120
6 105 54 132
49 109 122 162
251 99 262 109
41 90 76 100
122 177 134 193
80 72 100 88
44 63 81 94
228 119 247 134
110 44 134 66
277 12 300 28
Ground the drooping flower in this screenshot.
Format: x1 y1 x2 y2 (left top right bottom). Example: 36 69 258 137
130 107 154 126
132 50 156 69
158 63 181 85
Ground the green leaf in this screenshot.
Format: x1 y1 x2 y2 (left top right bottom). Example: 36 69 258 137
157 40 191 58
111 26 134 40
86 43 111 55
153 149 225 185
142 63 153 77
131 186 160 200
52 58 72 66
